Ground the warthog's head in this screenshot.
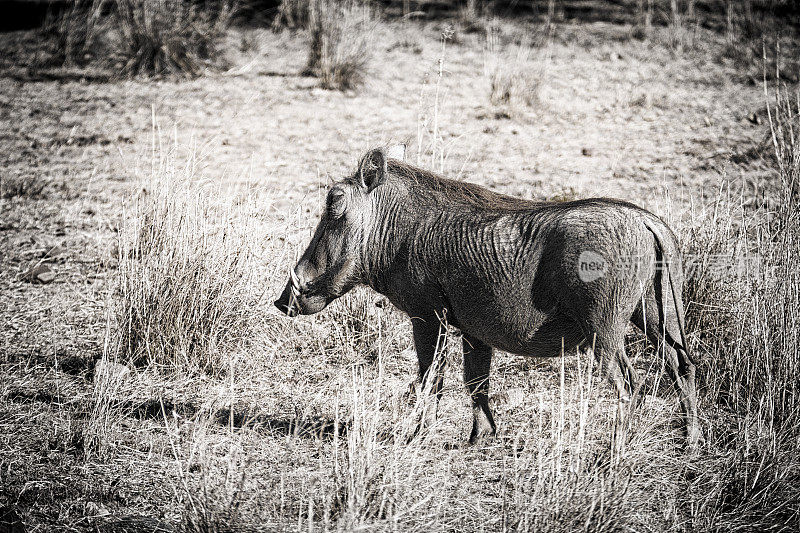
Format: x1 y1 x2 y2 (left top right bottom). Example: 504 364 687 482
274 147 402 317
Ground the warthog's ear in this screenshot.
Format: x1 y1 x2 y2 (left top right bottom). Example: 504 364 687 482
359 148 387 192
386 143 406 161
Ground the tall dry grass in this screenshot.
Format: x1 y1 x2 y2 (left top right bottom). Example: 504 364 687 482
112 141 263 375
44 0 235 76
485 30 547 112
679 77 800 530
273 0 313 30
116 0 235 77
45 0 108 66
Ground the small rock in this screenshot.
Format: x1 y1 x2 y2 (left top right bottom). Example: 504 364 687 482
581 147 593 157
37 270 56 283
94 359 131 382
20 263 55 284
704 116 712 127
85 502 111 518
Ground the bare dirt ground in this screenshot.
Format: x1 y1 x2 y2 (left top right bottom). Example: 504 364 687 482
0 7 796 532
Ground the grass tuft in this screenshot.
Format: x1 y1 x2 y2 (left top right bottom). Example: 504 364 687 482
273 0 312 30
41 0 234 77
486 29 548 113
679 76 800 530
113 145 262 375
304 0 374 91
43 0 107 67
116 0 235 77
0 174 48 199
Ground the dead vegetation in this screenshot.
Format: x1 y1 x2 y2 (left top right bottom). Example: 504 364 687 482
44 0 107 67
41 0 235 76
0 174 48 199
486 30 547 112
113 148 262 375
116 0 235 77
303 0 375 90
679 77 800 530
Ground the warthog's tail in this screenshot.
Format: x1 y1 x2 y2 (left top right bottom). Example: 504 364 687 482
644 220 695 365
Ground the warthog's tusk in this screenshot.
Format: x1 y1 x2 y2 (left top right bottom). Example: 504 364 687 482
287 267 301 314
288 286 298 314
289 267 301 291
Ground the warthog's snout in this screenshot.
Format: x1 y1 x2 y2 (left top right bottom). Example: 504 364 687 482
274 263 333 317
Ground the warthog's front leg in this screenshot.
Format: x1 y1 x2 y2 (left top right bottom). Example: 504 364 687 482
411 317 446 434
462 334 497 445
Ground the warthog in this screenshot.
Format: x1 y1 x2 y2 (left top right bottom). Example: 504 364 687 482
275 147 699 448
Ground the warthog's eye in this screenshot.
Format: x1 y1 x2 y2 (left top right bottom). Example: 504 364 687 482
327 188 346 219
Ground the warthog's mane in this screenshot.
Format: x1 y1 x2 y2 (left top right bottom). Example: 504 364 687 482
380 159 651 216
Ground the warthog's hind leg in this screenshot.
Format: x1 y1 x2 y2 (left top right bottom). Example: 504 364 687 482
589 331 632 404
585 328 633 453
462 333 497 445
632 303 701 450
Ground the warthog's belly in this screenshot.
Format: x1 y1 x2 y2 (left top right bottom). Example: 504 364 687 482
454 303 588 358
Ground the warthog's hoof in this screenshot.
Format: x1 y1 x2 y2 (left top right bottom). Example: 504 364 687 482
469 405 497 446
468 429 496 447
468 418 497 446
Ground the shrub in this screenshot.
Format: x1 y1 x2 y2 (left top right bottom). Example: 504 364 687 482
304 0 374 91
40 0 235 77
44 0 107 66
486 30 543 111
0 174 47 199
114 148 261 375
273 0 312 30
116 0 235 77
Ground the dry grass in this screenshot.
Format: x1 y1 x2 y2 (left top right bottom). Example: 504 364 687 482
486 30 546 112
43 0 234 77
0 174 47 199
116 0 235 77
273 0 313 30
112 141 263 375
678 77 800 530
44 0 107 67
304 0 374 91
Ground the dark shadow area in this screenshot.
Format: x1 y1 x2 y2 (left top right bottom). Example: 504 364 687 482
0 1 69 32
5 388 347 440
213 406 347 439
129 398 347 440
5 1 793 33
